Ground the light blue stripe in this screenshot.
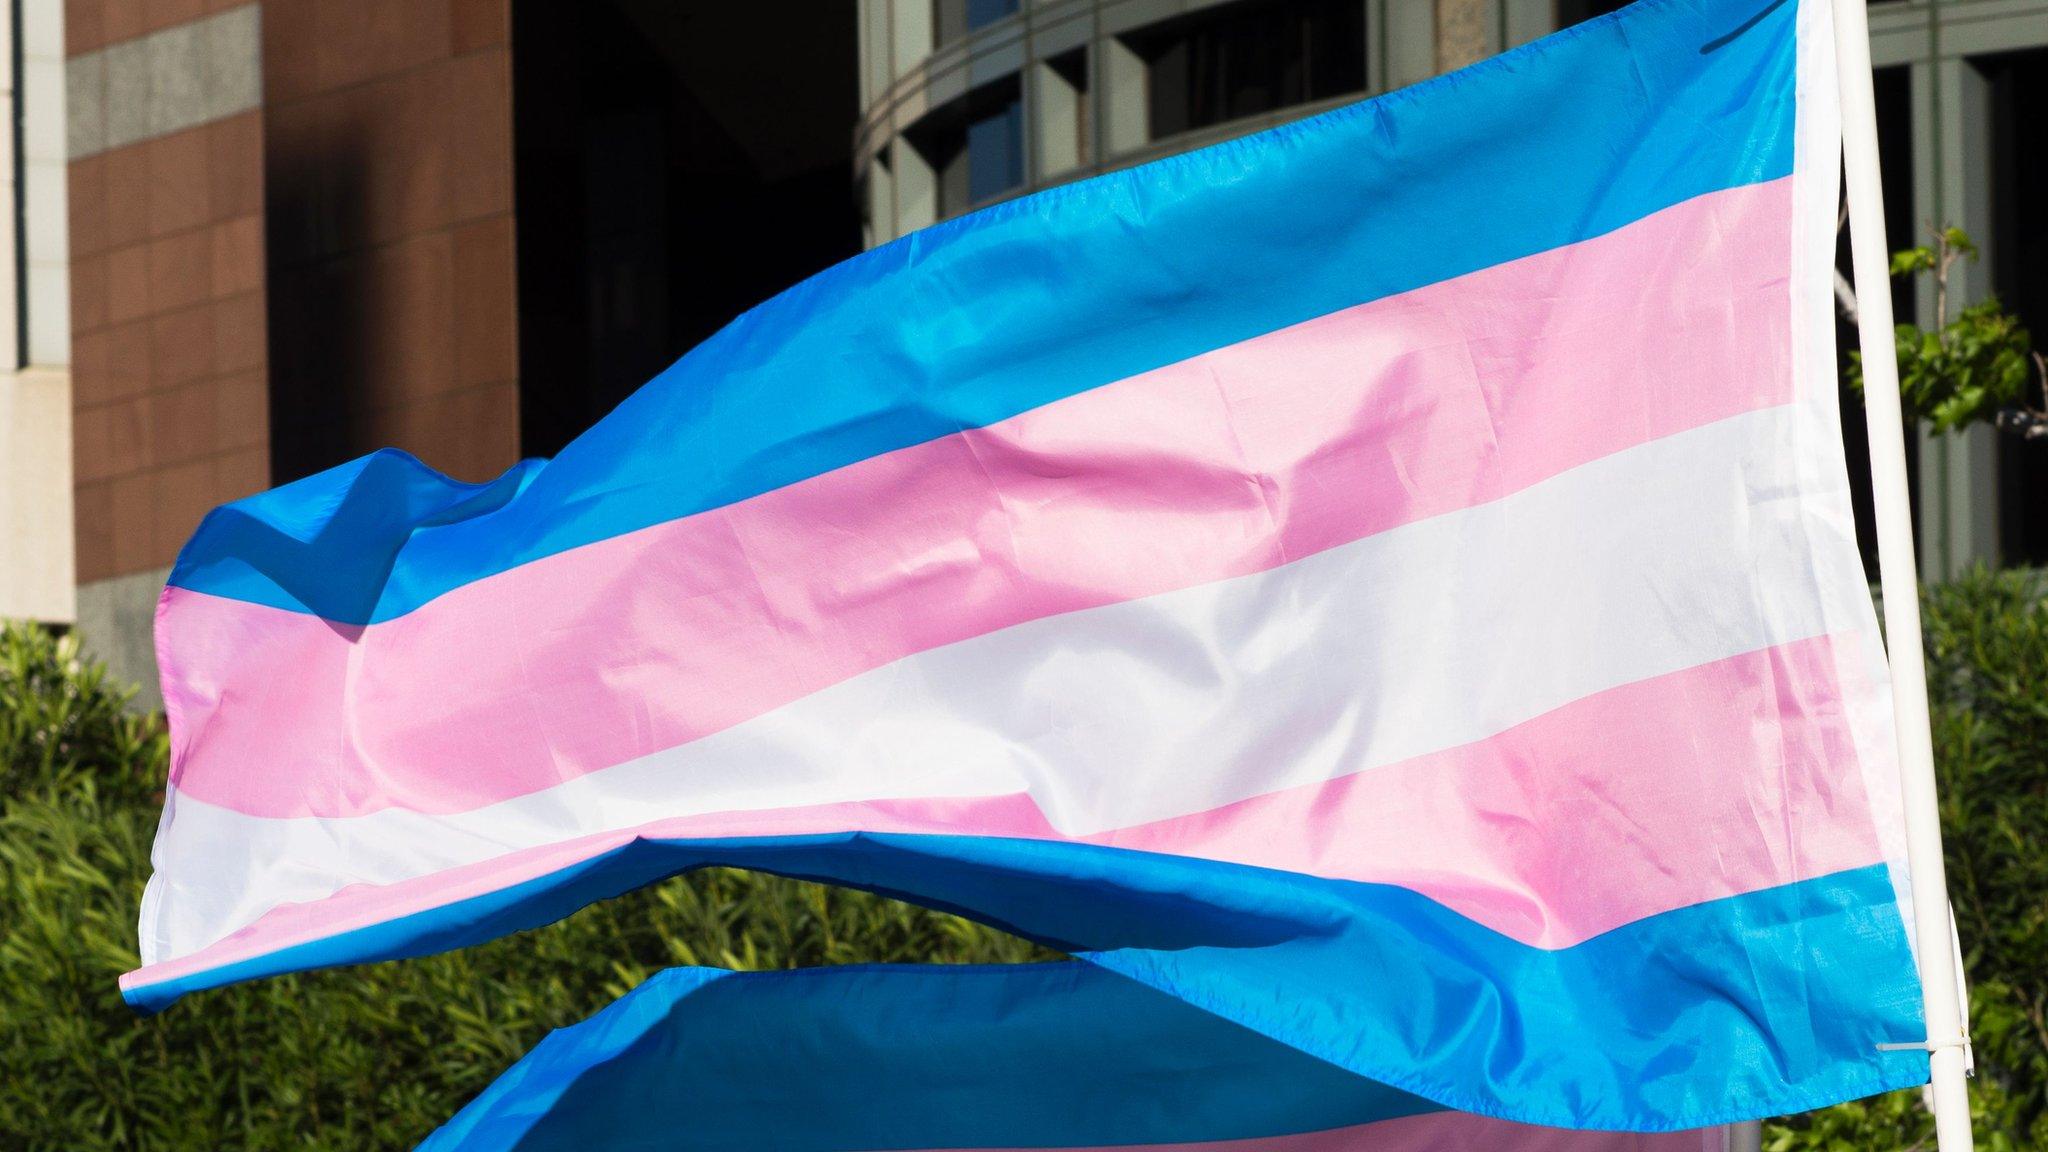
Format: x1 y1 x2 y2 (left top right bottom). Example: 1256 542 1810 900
419 962 1445 1151
129 832 1927 1131
168 0 1801 624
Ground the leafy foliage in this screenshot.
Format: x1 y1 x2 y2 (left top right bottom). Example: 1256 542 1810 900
0 622 163 809
0 622 1051 1150
1846 227 2045 436
4 568 2046 1149
1882 297 2036 435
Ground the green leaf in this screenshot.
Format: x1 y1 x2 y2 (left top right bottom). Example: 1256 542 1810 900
1857 244 2037 433
1891 246 1937 276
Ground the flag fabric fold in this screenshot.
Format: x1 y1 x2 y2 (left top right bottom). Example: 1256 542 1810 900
127 0 1926 1130
421 961 1729 1152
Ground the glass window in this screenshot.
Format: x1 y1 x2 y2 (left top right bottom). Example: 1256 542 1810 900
905 77 1025 218
967 98 1024 204
934 0 1019 45
969 0 1019 29
1985 48 2048 564
1555 0 1630 28
1127 0 1367 142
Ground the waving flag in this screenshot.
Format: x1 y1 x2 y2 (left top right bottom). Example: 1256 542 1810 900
127 0 1926 1129
421 962 1727 1151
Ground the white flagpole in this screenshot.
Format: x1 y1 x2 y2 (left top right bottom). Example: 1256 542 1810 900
1831 2 1975 1150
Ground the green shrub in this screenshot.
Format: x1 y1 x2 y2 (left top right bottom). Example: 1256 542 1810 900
0 622 162 809
4 566 2045 1149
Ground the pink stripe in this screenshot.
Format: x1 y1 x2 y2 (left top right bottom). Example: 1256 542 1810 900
898 1112 1722 1151
127 634 1879 992
160 179 1796 819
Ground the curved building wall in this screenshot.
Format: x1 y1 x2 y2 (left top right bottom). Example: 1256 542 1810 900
852 0 1603 247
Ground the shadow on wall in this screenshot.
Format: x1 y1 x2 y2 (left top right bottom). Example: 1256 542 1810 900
512 0 863 461
259 1 862 483
263 117 378 487
1986 46 2048 565
72 568 173 714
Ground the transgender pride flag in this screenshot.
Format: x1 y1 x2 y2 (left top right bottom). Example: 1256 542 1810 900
128 0 1928 1131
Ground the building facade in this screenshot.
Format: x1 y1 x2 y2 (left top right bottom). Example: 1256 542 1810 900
854 0 2048 579
30 0 858 706
852 0 1627 247
0 1 74 626
53 0 517 704
1 0 2044 710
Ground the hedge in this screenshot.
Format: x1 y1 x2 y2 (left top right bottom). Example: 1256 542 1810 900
2 569 2043 1149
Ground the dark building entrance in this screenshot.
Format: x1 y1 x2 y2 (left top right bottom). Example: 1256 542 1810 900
1555 0 1630 28
1984 47 2048 566
512 1 864 459
1839 66 1920 575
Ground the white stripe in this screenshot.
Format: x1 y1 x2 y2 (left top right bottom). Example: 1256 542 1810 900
143 404 1874 964
1786 0 1914 956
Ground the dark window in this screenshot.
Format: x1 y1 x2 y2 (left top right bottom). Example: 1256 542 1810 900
967 98 1024 203
1836 66 1919 574
935 0 1018 45
509 0 863 459
906 76 1025 216
1128 0 1366 142
1984 48 2048 565
1555 0 1630 28
857 169 873 245
969 0 1018 28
